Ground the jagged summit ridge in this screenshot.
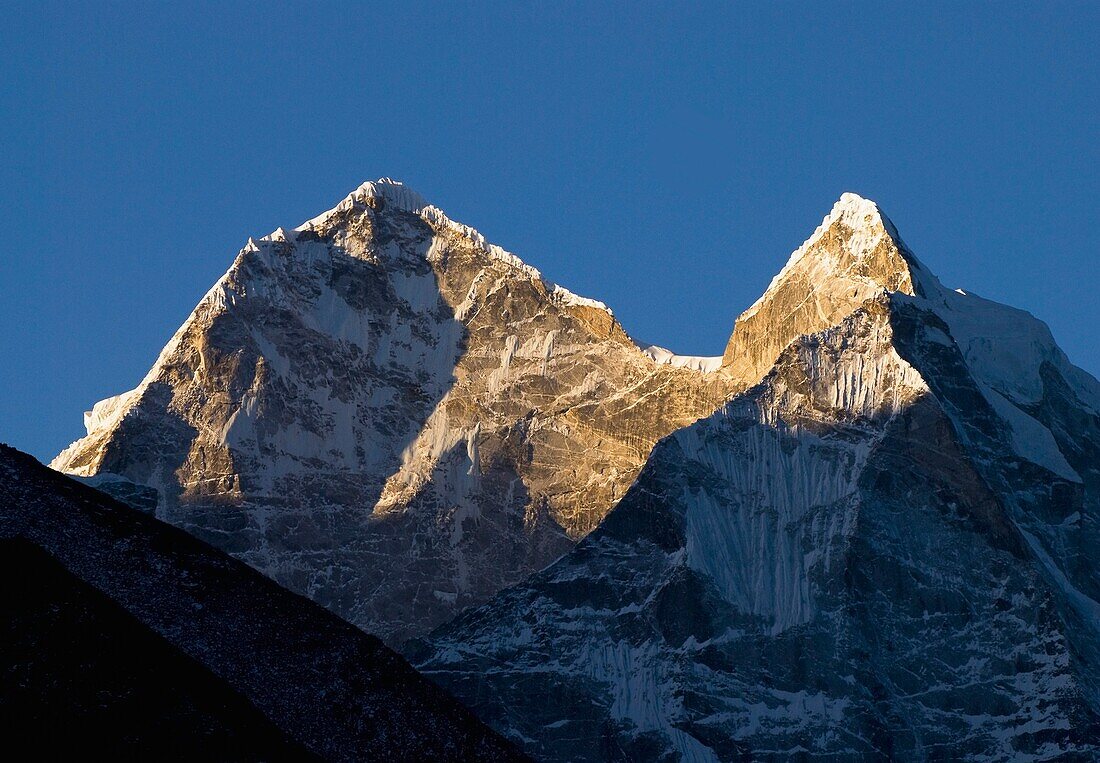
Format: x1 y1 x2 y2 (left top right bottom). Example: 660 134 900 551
295 177 610 314
296 177 430 230
287 178 435 241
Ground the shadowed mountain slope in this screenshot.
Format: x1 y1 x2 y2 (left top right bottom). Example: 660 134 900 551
2 537 312 760
0 444 523 761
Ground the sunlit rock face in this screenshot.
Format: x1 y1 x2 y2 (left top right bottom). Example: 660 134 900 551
52 179 733 644
720 193 933 387
418 199 1100 761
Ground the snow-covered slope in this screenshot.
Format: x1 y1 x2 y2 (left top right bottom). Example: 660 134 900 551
640 345 723 373
52 179 733 644
418 196 1100 760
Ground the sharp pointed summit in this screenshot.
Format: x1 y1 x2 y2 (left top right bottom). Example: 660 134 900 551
720 193 937 386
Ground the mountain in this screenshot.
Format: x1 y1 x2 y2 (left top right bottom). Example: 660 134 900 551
52 179 734 645
0 444 523 760
415 196 1100 760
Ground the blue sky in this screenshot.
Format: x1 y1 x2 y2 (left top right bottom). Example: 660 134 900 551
2 2 1098 461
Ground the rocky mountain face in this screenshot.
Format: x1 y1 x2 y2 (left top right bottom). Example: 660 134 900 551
417 198 1100 760
51 179 733 645
1 444 523 761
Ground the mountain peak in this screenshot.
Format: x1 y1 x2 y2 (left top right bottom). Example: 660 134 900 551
349 177 428 212
827 191 912 260
761 192 921 303
833 189 879 213
286 178 613 316
295 177 428 232
52 174 728 644
720 193 937 383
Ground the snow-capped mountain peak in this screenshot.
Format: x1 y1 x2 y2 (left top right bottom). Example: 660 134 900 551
295 178 612 315
721 193 937 386
52 178 735 644
296 177 430 231
742 192 922 311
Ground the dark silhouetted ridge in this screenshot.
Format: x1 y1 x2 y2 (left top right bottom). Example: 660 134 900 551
0 444 525 762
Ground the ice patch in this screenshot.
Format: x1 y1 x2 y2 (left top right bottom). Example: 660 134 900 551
642 345 723 373
981 385 1079 482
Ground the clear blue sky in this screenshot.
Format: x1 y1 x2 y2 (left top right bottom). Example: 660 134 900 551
2 2 1098 462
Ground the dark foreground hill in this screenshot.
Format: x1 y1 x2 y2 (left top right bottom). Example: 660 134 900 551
2 537 312 759
0 444 523 761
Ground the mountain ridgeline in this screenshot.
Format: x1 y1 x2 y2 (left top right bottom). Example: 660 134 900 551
51 182 1100 760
